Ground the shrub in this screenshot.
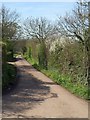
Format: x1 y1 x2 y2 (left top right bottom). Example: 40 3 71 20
2 63 17 90
38 42 48 69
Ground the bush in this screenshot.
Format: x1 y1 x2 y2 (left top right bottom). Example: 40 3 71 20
38 42 48 69
2 42 7 65
27 47 32 58
22 46 27 55
2 63 17 90
49 41 87 86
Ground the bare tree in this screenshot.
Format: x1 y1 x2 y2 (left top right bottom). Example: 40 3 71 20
57 1 90 84
1 5 21 61
57 1 89 44
2 5 21 40
24 17 55 69
24 17 54 42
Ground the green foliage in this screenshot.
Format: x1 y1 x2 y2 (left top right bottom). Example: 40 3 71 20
22 46 27 55
27 47 32 58
88 87 90 100
49 41 87 84
38 42 48 69
7 51 13 61
2 40 17 90
41 69 88 99
2 42 7 65
23 40 48 70
2 63 17 90
2 40 14 62
24 39 88 100
24 54 38 65
2 6 19 90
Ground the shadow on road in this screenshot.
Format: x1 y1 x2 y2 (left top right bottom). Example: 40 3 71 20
2 58 58 117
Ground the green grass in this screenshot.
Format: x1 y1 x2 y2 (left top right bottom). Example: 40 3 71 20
23 54 38 66
2 63 17 90
41 69 88 99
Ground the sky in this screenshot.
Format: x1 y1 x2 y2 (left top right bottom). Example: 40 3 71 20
3 2 76 21
1 0 77 2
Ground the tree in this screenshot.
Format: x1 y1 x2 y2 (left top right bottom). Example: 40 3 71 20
24 17 54 42
57 1 89 43
2 5 20 40
87 2 90 86
57 1 90 84
24 17 54 69
1 5 21 61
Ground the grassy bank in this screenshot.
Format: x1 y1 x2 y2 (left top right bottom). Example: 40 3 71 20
24 56 88 100
2 63 17 91
42 69 88 99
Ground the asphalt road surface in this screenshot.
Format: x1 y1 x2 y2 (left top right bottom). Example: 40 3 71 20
2 56 88 118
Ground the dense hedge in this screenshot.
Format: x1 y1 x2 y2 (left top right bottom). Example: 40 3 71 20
2 63 17 90
2 40 17 91
23 39 88 99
